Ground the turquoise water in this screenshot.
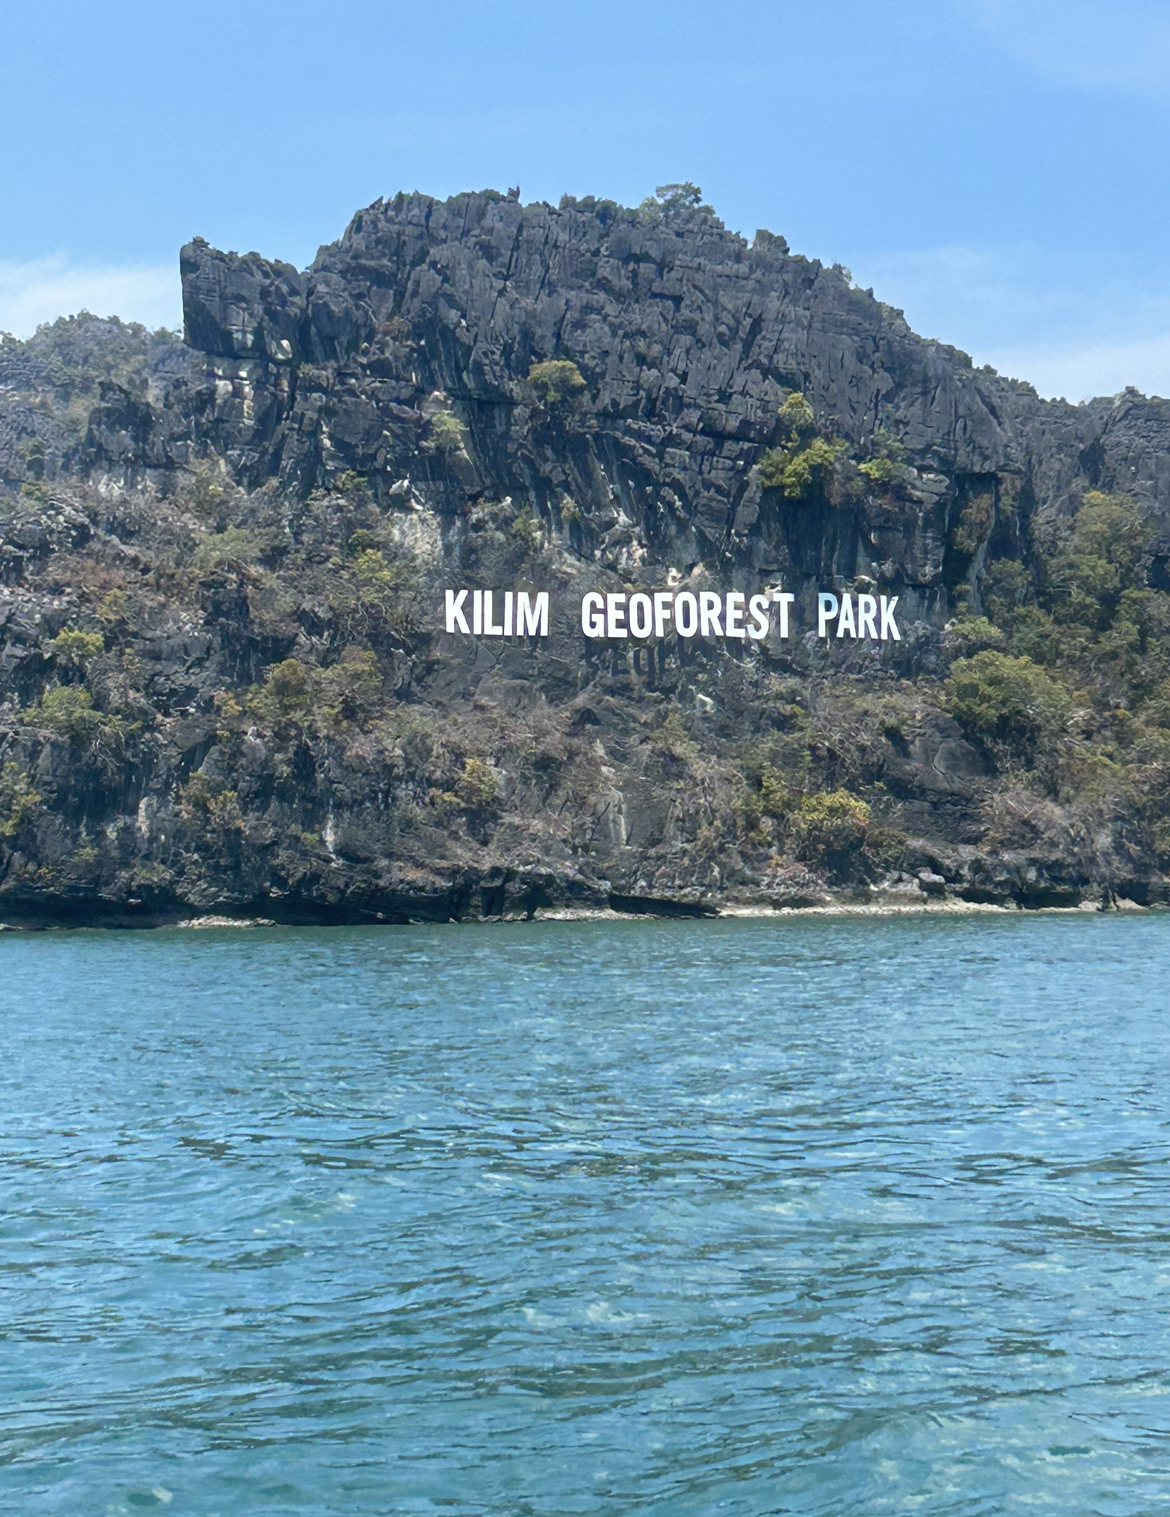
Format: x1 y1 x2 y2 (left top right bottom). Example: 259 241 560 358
3 916 1170 1515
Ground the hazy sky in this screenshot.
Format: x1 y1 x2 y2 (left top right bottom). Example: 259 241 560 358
3 0 1168 401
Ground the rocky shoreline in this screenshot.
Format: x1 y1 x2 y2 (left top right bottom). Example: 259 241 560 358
0 882 1155 932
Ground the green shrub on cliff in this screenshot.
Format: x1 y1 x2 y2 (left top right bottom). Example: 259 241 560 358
0 762 40 839
952 491 994 556
509 503 545 553
651 182 702 210
318 648 382 721
454 757 500 809
859 455 897 484
240 650 385 731
1049 491 1151 631
426 412 467 454
636 184 717 222
944 617 1007 658
792 790 871 868
758 765 793 819
777 391 815 437
33 686 126 745
193 527 262 571
331 468 372 496
350 548 395 591
945 650 1070 760
738 763 795 843
186 465 227 521
758 393 849 500
178 773 242 830
760 437 846 499
980 560 1032 627
650 710 698 762
345 548 425 630
528 360 586 406
50 627 104 666
247 659 313 722
97 590 130 629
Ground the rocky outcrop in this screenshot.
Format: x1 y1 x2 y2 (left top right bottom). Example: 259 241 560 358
0 188 1168 925
80 191 1170 616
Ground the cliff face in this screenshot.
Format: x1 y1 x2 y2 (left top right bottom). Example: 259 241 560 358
87 191 1170 610
2 187 1170 924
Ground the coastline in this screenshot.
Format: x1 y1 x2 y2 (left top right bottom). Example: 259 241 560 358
0 893 1156 932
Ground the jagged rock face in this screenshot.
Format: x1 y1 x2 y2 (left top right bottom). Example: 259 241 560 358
2 192 1169 926
85 191 1170 619
0 317 193 488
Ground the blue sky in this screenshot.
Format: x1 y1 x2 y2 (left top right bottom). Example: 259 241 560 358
2 0 1168 401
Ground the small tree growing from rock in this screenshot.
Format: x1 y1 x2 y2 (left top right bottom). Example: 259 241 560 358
792 790 871 877
528 360 586 407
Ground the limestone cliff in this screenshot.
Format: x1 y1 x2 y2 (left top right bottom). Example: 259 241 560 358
2 186 1169 923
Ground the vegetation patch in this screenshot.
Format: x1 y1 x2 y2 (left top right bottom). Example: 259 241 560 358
528 360 586 407
0 762 41 839
946 650 1071 767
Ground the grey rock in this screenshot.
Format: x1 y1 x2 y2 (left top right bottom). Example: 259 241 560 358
1 190 1168 925
75 190 1170 615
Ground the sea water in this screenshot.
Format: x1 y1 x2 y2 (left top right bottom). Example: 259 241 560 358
3 914 1170 1515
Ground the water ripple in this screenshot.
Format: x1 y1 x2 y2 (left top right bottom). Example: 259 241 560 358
2 914 1170 1513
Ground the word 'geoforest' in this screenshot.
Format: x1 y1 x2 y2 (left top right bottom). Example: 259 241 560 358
444 588 901 641
581 589 792 639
